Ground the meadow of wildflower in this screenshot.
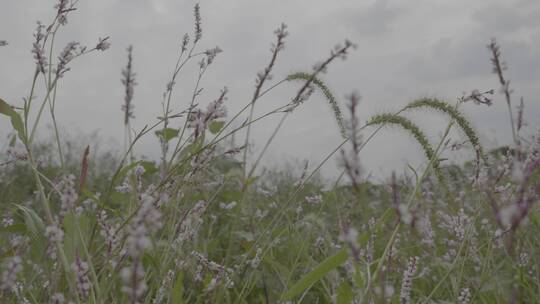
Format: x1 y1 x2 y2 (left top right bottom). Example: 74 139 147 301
1 2 540 304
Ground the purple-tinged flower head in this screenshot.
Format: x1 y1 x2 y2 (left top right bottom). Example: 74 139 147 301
305 194 322 205
7 146 28 162
125 191 162 258
97 211 120 255
55 41 80 78
272 23 288 53
0 40 7 47
192 251 234 289
54 0 69 15
461 89 494 106
133 165 145 178
250 248 263 269
175 200 208 246
517 98 525 131
95 36 111 51
0 256 22 291
204 46 222 65
71 255 91 299
121 45 137 125
205 87 228 121
188 88 228 138
457 288 471 304
187 109 206 139
54 0 75 26
252 23 288 99
121 262 147 303
518 251 530 267
219 201 237 210
121 189 162 303
193 4 202 43
32 22 47 74
417 215 435 247
115 182 132 194
400 256 419 304
181 33 190 52
45 223 64 259
2 217 14 227
45 223 64 244
55 174 78 219
51 293 65 304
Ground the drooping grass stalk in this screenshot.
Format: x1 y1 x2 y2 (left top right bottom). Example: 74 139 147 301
404 98 487 163
363 116 455 302
287 72 346 138
220 108 406 270
366 113 443 180
240 41 355 190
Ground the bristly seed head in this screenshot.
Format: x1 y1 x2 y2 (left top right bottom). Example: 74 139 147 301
193 3 202 43
95 37 111 51
121 45 137 125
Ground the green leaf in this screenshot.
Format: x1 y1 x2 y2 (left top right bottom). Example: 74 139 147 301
114 160 158 189
155 128 179 142
139 160 158 177
171 271 185 304
9 134 17 147
142 252 160 272
0 98 26 142
209 121 225 134
63 212 91 263
15 204 44 236
0 223 26 234
282 249 348 300
336 281 354 304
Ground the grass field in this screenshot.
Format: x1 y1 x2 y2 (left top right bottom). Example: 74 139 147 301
1 2 539 303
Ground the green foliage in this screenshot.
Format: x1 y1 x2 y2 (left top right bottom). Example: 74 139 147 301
1 3 538 303
209 121 225 134
0 98 26 142
282 249 348 300
155 127 179 142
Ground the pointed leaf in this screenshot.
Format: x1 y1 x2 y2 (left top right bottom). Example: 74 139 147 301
282 249 348 300
0 98 26 142
209 121 225 134
155 128 179 142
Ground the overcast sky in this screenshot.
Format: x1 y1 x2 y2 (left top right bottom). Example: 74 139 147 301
1 0 539 180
